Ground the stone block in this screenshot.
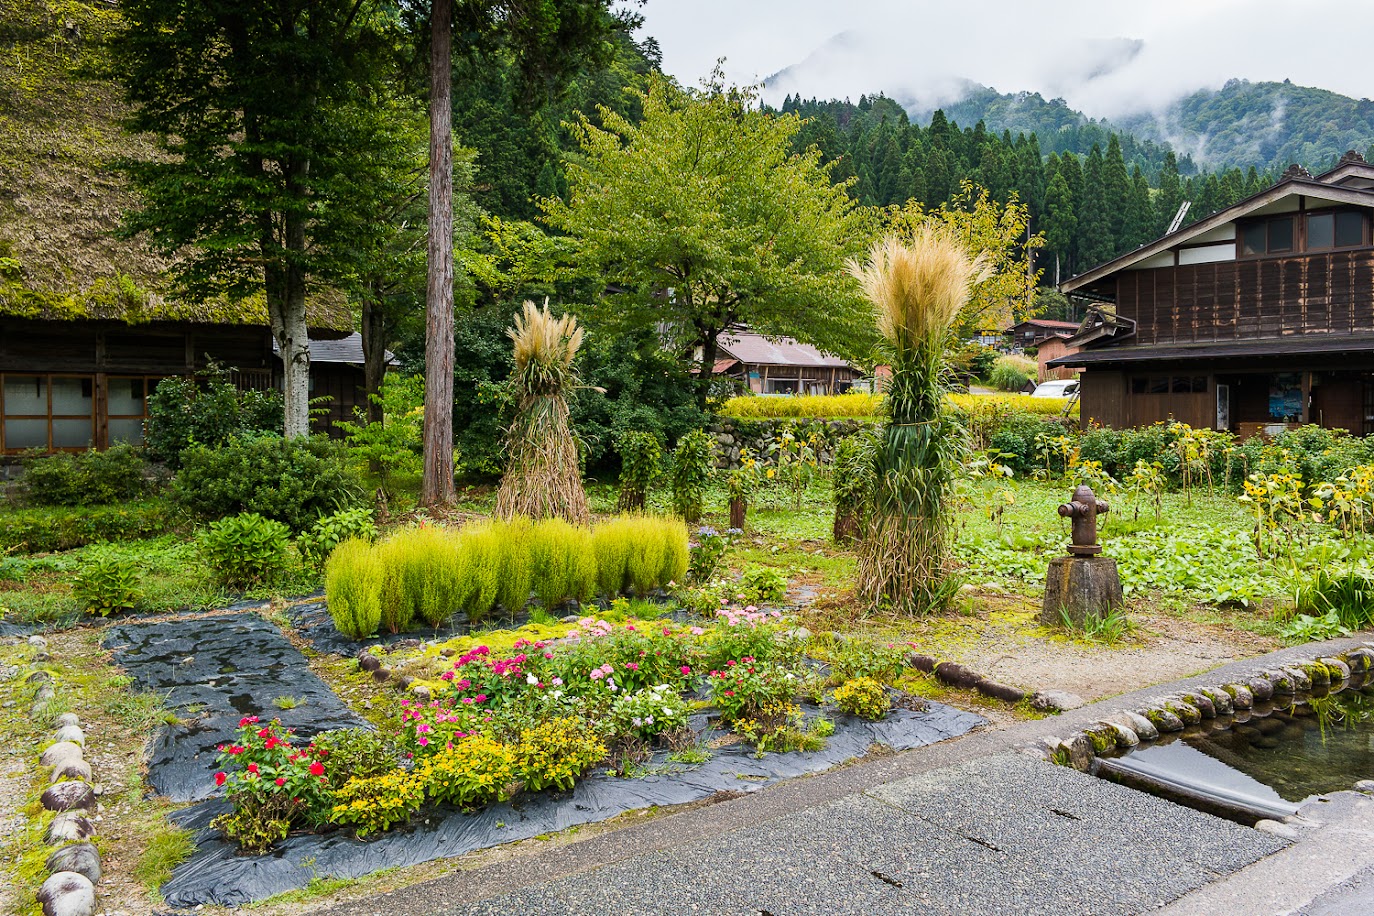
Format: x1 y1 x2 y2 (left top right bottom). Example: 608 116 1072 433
1041 556 1124 628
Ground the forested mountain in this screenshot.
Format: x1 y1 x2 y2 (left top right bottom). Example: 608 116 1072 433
1118 79 1374 175
904 79 1374 176
777 94 1273 281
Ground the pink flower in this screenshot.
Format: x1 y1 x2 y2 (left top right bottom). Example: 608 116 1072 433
418 737 429 746
625 662 640 671
590 669 604 681
275 777 287 787
551 677 563 686
680 666 691 675
690 627 704 636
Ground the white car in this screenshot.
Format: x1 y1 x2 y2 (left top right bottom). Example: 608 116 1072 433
1030 379 1079 399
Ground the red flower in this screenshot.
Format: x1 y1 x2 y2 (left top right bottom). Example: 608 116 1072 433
228 745 245 755
258 727 271 739
238 715 258 727
309 761 325 777
214 772 227 787
265 737 280 750
247 763 259 775
275 777 287 787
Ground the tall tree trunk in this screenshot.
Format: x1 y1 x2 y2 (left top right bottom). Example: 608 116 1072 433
421 0 456 507
360 285 387 425
697 330 720 409
281 162 312 439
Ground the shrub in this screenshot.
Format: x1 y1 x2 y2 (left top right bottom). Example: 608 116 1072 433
739 567 788 605
460 523 505 621
670 429 715 522
418 736 517 808
701 606 799 671
988 355 1036 392
718 392 882 419
171 435 363 533
329 768 425 837
0 501 174 554
496 517 535 614
311 728 396 787
529 518 596 609
145 372 284 469
1293 570 1374 631
212 717 332 852
615 430 662 511
826 640 905 685
709 659 799 724
325 539 385 639
608 685 690 741
21 444 146 507
297 507 377 569
333 374 424 496
381 526 468 629
687 526 735 585
73 557 142 616
200 512 291 588
987 412 1063 473
832 677 891 720
832 430 878 543
592 515 688 596
512 718 606 792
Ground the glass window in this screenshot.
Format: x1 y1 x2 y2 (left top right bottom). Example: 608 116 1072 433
1241 222 1267 256
51 418 92 448
108 377 145 415
1335 211 1364 248
1131 378 1147 394
1268 217 1294 253
4 419 47 449
1192 377 1208 393
108 418 145 446
3 375 46 415
1307 212 1335 249
50 377 92 416
1148 377 1169 394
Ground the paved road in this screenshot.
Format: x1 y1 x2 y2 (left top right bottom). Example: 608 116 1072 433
314 637 1374 916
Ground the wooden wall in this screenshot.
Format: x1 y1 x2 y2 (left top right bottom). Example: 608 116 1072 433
1115 249 1374 345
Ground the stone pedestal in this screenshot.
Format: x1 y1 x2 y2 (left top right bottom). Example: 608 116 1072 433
1041 556 1124 627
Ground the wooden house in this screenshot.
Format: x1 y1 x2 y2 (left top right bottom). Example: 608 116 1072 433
714 332 861 395
1006 318 1080 351
1052 152 1374 437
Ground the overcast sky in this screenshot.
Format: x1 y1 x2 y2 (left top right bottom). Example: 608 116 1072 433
635 0 1370 116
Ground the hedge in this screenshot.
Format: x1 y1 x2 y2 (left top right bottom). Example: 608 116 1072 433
0 500 177 553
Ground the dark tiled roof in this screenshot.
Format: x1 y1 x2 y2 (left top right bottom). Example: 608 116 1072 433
272 332 395 365
1049 335 1374 367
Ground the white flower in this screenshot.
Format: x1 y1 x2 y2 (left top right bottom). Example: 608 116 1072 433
526 673 539 685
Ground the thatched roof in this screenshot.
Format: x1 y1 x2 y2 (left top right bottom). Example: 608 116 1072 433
0 1 352 334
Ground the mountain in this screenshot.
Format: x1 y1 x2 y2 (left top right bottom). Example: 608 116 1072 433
1117 79 1374 175
902 79 1374 176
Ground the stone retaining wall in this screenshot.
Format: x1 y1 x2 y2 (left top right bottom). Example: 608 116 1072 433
707 418 877 469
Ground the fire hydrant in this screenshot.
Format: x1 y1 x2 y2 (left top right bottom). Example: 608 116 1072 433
1058 484 1109 557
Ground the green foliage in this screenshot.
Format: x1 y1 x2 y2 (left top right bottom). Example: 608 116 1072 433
542 72 872 402
614 430 662 511
72 556 142 616
171 436 363 533
529 518 597 609
333 375 424 495
687 526 736 586
709 659 800 725
670 429 715 522
591 515 689 596
144 375 284 469
0 501 173 554
1058 605 1133 644
297 508 378 569
826 640 906 685
20 445 146 506
460 524 506 621
512 718 607 792
832 677 891 720
382 526 470 630
1277 610 1351 645
608 684 690 740
495 516 536 614
417 737 517 808
739 567 789 605
988 355 1036 392
199 512 291 589
325 539 385 639
330 769 425 837
1293 570 1374 631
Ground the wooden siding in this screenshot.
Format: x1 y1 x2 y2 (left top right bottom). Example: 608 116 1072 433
1117 249 1374 345
1079 370 1126 429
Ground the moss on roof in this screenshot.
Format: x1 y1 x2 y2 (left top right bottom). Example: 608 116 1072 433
0 1 352 333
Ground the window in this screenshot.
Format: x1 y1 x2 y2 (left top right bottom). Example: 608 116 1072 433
1267 217 1294 252
0 374 93 451
1244 210 1368 257
108 377 160 446
1132 375 1208 395
1307 210 1366 250
1336 211 1364 247
1241 222 1267 256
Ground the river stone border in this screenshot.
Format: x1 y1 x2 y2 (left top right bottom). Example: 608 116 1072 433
25 636 101 916
1033 643 1374 794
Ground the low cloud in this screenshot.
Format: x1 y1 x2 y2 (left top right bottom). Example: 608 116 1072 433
638 0 1370 119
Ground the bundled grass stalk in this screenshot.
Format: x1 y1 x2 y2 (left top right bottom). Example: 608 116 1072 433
848 230 987 615
495 300 590 526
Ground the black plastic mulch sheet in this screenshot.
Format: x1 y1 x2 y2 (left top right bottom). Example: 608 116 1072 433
158 702 986 908
102 613 366 802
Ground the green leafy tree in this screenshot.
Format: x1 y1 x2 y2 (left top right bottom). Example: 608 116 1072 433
542 72 872 405
111 1 399 439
